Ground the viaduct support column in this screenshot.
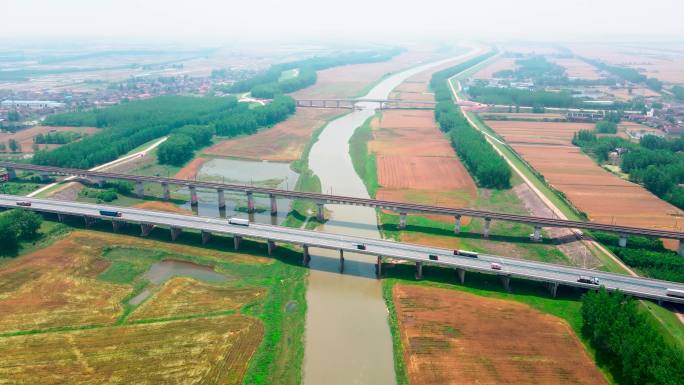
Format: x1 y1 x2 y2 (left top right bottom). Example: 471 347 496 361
112 220 124 232
83 216 96 228
6 168 16 180
135 181 144 198
531 225 542 242
547 282 559 298
267 240 275 255
170 227 182 241
201 231 211 245
57 213 65 223
339 250 345 273
618 234 628 248
456 268 466 284
189 186 198 206
217 189 225 209
316 203 324 222
454 215 462 234
679 240 684 257
483 218 491 238
415 261 423 280
270 194 277 216
40 174 50 182
140 223 154 236
162 182 170 200
501 275 511 292
233 235 242 250
246 192 255 213
376 256 383 278
302 245 311 267
399 212 407 229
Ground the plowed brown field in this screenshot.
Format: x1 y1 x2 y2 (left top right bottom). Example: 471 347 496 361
393 284 608 385
486 120 684 231
204 108 343 162
134 201 193 215
174 157 207 179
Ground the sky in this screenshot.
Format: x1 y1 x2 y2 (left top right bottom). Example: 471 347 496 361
4 0 684 44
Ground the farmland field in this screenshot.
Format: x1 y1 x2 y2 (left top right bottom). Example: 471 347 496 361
0 126 98 153
391 284 608 385
485 119 684 231
550 58 603 80
471 57 517 79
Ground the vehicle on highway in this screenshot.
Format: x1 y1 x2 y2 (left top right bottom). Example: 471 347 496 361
490 262 502 270
356 244 366 250
454 250 478 258
99 210 123 217
666 288 684 298
429 254 439 261
577 275 600 285
16 201 32 207
228 218 249 226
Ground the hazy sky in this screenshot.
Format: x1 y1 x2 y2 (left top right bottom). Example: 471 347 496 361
5 0 684 43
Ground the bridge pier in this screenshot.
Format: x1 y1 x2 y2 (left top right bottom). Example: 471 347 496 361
547 282 559 298
483 217 491 238
399 212 407 229
140 223 154 236
170 227 182 241
57 213 65 223
456 268 466 284
40 173 50 182
233 235 242 250
302 245 311 267
501 275 511 292
267 240 275 255
415 261 423 280
679 240 684 257
246 192 255 213
531 226 542 242
135 181 144 198
5 168 16 180
112 220 125 232
201 230 211 245
190 186 198 206
217 188 225 209
270 194 277 216
619 234 628 248
336 100 340 108
316 203 324 222
454 215 462 234
376 256 383 278
83 216 96 228
162 182 170 200
339 250 345 273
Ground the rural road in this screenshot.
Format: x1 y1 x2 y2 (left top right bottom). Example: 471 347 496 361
26 136 168 198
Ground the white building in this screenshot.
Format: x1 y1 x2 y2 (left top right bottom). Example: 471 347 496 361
0 100 65 109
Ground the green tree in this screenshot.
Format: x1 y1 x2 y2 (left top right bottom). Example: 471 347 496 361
0 216 19 256
5 210 42 240
8 139 20 153
157 134 196 166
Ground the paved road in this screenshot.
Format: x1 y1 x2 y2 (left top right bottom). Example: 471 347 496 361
2 194 683 304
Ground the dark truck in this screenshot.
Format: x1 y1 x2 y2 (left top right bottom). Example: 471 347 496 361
99 210 123 217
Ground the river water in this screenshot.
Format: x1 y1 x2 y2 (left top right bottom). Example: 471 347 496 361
303 49 480 385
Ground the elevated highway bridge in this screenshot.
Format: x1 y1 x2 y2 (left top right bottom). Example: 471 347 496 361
1 194 683 304
3 161 684 255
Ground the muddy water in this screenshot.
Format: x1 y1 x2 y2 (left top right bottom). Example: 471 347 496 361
128 260 229 305
180 158 298 224
303 50 481 385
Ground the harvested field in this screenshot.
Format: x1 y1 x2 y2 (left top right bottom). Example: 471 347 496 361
485 120 593 146
471 57 518 79
377 156 475 191
129 277 265 320
0 126 97 153
595 86 661 101
204 108 343 162
133 201 193 215
175 157 207 180
393 284 607 385
486 120 684 230
0 315 263 385
550 58 603 80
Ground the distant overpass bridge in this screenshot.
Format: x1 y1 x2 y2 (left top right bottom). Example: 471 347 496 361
4 161 684 255
1 194 683 304
294 98 440 110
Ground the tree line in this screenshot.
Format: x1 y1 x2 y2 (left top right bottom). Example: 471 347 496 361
37 95 295 168
230 49 402 98
34 131 83 144
581 289 684 385
0 210 43 256
581 57 663 91
573 132 684 210
431 51 512 189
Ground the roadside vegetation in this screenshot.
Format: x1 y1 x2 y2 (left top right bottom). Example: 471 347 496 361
0 209 43 256
582 288 684 385
348 115 379 197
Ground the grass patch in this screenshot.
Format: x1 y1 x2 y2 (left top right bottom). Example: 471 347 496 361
349 113 379 197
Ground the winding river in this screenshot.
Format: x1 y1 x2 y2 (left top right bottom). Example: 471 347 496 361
303 48 481 385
